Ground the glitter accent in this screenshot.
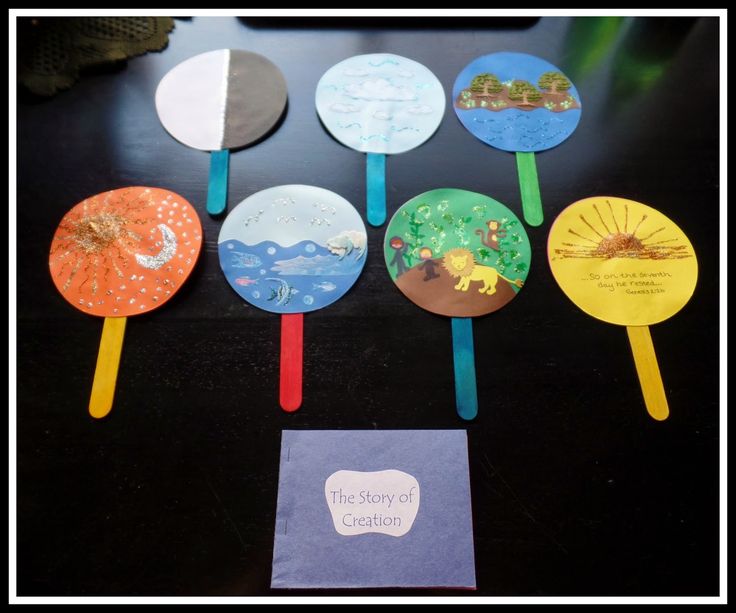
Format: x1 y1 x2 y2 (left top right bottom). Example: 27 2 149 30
135 224 177 270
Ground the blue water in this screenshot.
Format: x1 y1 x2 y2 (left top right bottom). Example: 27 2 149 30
457 107 581 152
219 239 365 314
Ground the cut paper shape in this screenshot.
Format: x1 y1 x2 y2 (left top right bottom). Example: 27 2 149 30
384 188 530 420
272 430 476 589
155 49 287 216
218 185 367 412
548 196 697 421
48 187 203 418
453 52 582 226
316 53 445 227
325 470 420 537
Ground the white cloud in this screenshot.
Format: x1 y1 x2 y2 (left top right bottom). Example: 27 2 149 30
343 68 370 77
397 70 414 78
343 78 416 102
330 102 361 113
373 111 392 121
407 104 434 115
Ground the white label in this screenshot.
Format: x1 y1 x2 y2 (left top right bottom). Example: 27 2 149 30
324 469 420 537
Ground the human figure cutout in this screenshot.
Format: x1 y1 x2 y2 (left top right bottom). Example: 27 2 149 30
388 236 409 277
417 247 440 281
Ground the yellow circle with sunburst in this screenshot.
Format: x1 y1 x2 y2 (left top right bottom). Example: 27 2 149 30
547 197 697 326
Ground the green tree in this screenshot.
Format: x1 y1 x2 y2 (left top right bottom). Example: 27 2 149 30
538 71 571 94
470 73 502 96
508 80 542 105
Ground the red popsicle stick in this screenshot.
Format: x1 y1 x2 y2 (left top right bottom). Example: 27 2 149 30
280 313 303 412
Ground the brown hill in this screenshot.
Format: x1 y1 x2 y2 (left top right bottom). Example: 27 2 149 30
394 259 520 318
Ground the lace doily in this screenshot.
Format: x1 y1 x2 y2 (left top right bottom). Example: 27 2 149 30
18 17 175 96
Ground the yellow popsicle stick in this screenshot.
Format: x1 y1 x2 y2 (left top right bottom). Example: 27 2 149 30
626 325 669 421
89 316 127 419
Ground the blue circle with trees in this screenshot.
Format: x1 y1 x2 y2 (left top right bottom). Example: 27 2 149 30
453 52 581 153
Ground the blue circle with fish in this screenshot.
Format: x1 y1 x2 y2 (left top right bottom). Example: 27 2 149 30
453 52 581 153
218 185 367 314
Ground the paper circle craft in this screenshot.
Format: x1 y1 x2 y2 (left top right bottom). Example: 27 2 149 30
548 196 697 420
219 185 367 315
218 185 367 411
453 52 582 226
49 186 203 418
384 188 531 420
155 49 287 216
316 53 445 226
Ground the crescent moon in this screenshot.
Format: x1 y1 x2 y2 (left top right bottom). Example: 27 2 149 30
135 224 177 270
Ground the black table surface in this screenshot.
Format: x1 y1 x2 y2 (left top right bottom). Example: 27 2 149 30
16 16 721 598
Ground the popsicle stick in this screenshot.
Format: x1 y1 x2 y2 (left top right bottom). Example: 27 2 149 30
626 325 669 421
366 152 386 227
89 316 127 419
515 151 544 227
451 317 478 421
280 313 303 412
207 149 230 216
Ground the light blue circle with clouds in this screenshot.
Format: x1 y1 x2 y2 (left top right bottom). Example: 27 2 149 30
316 53 446 155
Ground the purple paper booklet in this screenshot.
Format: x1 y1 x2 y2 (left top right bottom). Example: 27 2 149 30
271 430 476 589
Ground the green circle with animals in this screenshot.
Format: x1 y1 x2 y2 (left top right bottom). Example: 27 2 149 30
384 188 531 317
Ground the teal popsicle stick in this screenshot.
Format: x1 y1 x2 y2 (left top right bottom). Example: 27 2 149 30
451 317 478 421
516 151 544 227
207 149 230 216
366 152 386 227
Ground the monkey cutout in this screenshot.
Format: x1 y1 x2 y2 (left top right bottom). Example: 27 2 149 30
475 219 506 251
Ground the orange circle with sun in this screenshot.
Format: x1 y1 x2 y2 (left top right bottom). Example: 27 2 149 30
49 186 203 317
547 196 697 326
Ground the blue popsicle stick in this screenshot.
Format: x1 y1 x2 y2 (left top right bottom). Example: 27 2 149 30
451 317 478 421
366 152 386 227
207 149 230 216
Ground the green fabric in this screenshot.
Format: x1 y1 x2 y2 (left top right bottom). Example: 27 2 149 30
18 17 175 96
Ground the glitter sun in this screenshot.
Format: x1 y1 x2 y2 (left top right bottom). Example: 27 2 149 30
553 200 693 261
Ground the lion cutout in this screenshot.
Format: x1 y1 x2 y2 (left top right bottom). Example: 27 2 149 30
442 248 524 295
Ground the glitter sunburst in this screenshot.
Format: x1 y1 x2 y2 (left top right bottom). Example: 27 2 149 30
554 199 693 261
